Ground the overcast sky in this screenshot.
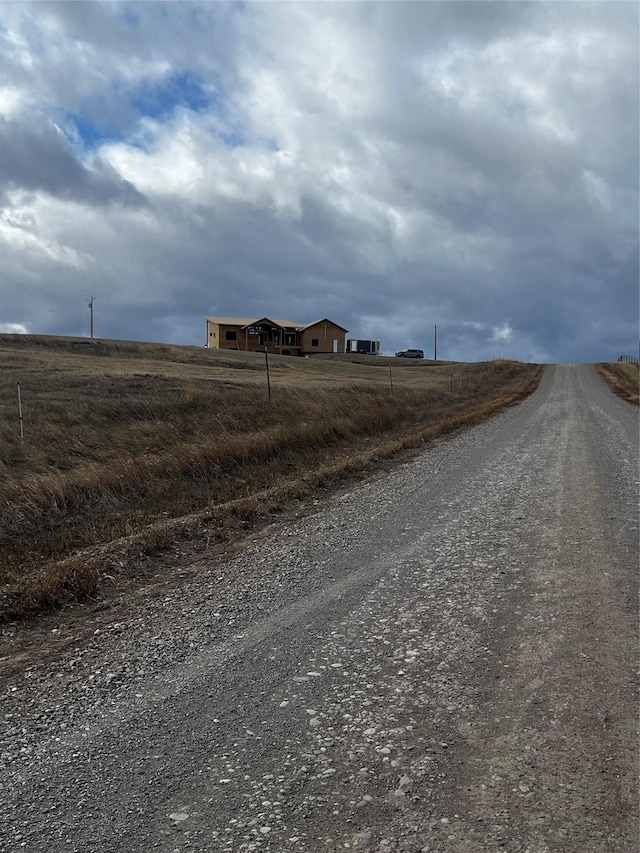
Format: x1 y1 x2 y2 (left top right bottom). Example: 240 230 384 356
0 1 638 362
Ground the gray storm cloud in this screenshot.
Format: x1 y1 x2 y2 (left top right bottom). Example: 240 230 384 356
0 0 637 361
0 115 145 206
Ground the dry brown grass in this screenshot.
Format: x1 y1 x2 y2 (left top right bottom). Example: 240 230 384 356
596 362 639 405
0 334 541 620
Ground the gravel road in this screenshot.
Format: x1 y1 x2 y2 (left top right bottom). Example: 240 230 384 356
1 364 638 853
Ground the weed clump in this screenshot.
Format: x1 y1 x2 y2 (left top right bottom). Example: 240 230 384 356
596 362 639 405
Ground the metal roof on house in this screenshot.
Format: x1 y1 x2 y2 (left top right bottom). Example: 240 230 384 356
205 316 300 328
205 316 348 332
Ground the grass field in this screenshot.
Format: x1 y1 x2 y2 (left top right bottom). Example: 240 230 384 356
0 334 542 620
596 361 639 405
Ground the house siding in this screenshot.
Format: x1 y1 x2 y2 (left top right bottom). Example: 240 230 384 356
206 317 347 355
299 320 347 354
207 321 248 350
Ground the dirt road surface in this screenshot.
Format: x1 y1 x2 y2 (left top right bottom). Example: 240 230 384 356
1 364 638 853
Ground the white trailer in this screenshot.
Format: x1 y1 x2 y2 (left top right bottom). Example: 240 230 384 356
347 339 381 355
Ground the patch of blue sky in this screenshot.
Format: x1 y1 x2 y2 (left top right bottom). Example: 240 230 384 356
67 113 127 152
129 70 248 149
66 72 246 152
219 129 245 149
59 106 130 160
130 71 212 121
120 6 139 27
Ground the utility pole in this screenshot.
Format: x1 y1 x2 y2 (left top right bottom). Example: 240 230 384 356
88 295 95 339
434 324 437 362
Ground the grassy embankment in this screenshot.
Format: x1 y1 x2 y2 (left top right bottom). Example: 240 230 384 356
596 362 639 405
0 334 542 620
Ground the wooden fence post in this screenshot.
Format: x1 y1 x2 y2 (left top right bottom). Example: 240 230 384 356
17 382 24 445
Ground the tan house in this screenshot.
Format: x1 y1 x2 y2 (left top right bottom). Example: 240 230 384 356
205 316 348 356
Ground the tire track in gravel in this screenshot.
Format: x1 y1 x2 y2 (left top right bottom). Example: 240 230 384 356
0 364 637 853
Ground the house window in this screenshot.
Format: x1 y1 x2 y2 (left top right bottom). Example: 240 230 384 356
285 334 295 345
311 338 319 347
225 331 237 341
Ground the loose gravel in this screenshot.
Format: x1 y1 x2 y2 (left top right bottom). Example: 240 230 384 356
0 364 637 853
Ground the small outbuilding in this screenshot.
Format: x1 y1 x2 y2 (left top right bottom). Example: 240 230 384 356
346 339 381 355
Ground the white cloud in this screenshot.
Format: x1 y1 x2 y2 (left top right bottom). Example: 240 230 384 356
0 86 24 118
0 197 95 269
0 322 29 334
491 323 514 343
